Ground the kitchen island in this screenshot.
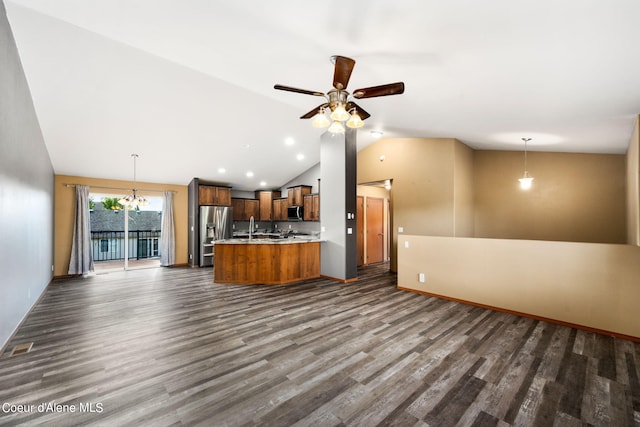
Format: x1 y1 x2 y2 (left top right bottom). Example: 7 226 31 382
214 238 320 285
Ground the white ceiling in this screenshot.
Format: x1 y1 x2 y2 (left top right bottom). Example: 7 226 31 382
5 0 640 190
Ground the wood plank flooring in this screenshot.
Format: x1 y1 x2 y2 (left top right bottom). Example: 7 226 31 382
1 264 639 426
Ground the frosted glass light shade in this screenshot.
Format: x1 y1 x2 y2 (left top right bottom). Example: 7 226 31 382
328 120 345 134
345 111 364 128
312 111 330 128
518 174 534 190
330 104 350 122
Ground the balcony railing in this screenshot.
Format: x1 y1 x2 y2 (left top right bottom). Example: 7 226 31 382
91 230 161 262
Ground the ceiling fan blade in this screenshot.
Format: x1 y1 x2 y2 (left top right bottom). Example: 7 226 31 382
346 102 371 120
300 103 329 119
352 82 405 99
332 55 356 90
274 84 325 97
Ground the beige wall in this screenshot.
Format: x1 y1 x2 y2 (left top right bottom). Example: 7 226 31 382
627 116 640 245
474 151 626 243
453 141 475 237
398 235 640 339
358 138 461 270
54 175 188 276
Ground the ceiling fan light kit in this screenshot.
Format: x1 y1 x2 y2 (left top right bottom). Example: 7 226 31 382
274 55 404 134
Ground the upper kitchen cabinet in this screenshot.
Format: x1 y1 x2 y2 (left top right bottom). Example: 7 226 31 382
199 185 231 206
273 198 288 221
287 185 312 206
303 194 320 221
232 198 260 221
256 190 281 221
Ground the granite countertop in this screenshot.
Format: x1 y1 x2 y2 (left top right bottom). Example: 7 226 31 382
217 236 322 245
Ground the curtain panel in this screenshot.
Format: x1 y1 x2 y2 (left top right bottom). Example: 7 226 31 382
160 191 175 266
68 185 94 275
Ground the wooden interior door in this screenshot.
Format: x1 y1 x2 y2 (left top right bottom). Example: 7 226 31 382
366 197 384 264
356 196 364 266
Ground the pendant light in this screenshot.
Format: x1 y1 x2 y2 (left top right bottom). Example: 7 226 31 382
518 138 534 190
119 154 149 207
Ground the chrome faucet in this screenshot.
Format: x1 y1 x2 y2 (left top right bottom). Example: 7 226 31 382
249 216 254 240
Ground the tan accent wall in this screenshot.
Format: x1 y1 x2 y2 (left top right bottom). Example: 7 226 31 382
54 175 188 276
357 138 462 271
398 235 640 339
474 151 626 243
627 116 640 245
453 141 475 237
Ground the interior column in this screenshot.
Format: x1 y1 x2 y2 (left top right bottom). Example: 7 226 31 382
320 127 357 281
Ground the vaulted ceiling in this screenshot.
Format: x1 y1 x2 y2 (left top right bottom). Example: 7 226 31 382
6 0 640 190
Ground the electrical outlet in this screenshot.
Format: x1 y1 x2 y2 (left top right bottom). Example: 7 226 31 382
419 273 425 283
404 241 409 248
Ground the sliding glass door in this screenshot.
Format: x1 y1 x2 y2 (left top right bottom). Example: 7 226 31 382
89 192 162 272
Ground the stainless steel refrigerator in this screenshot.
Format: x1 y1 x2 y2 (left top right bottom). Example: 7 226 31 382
199 206 233 267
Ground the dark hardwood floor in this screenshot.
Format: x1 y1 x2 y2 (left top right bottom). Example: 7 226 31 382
1 264 639 426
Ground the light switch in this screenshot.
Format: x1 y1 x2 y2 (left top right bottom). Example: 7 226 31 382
398 226 404 233
347 228 353 234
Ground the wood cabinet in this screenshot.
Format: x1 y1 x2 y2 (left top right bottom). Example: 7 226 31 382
303 194 320 221
255 190 281 221
199 185 231 206
287 185 312 206
272 198 288 221
214 242 320 285
232 198 260 221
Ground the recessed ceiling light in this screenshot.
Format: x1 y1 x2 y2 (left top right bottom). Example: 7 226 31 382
218 167 226 174
296 153 305 161
246 171 254 178
260 181 267 187
242 143 251 150
285 137 295 146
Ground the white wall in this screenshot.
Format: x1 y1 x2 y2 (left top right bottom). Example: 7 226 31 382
1 2 54 350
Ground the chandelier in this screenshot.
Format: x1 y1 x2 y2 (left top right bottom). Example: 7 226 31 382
119 154 149 207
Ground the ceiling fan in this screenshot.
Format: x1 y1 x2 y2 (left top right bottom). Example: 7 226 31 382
274 55 404 133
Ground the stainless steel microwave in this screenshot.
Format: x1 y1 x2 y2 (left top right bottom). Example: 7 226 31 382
287 206 303 221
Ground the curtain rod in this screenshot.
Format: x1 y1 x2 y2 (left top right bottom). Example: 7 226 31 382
64 184 176 194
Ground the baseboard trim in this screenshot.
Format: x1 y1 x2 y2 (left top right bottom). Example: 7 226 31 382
321 275 359 284
398 286 640 343
0 277 52 357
